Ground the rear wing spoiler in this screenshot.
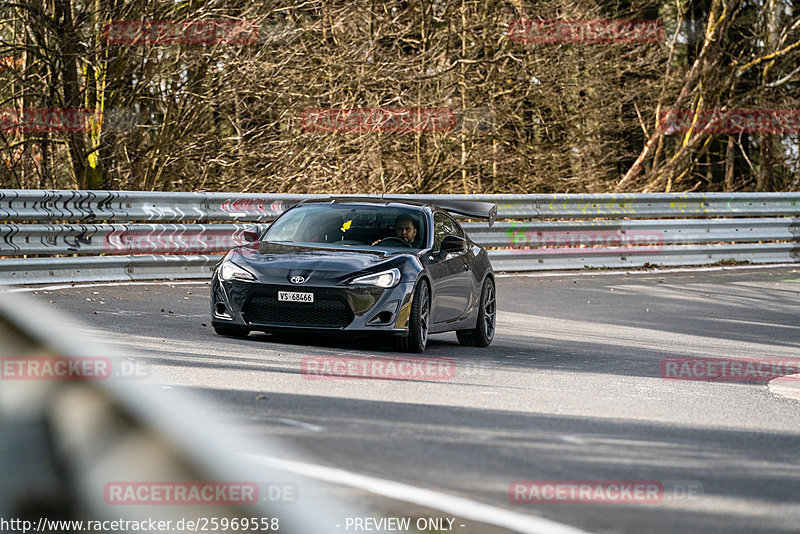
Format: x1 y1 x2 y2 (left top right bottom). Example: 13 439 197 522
296 196 498 228
423 199 497 228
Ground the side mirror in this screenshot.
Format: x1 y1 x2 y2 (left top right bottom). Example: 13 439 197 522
440 235 467 254
243 225 260 243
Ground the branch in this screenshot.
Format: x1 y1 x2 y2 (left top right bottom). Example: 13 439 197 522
736 39 800 74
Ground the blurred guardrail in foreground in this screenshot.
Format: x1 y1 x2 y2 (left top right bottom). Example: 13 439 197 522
0 290 378 533
0 190 798 284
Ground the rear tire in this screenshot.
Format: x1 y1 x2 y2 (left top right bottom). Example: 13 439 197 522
456 277 495 347
214 325 250 338
397 281 430 353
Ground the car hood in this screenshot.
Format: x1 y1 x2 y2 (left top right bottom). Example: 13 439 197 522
230 242 413 284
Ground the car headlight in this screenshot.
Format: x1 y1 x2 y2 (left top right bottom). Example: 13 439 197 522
350 268 401 288
219 259 257 281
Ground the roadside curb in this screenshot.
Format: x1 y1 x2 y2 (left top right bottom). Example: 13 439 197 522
768 374 800 401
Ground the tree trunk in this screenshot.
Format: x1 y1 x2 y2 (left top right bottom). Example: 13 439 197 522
54 0 88 189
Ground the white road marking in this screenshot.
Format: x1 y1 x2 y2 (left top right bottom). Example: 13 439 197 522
767 374 800 402
559 435 587 445
499 310 800 359
276 418 325 432
243 454 592 534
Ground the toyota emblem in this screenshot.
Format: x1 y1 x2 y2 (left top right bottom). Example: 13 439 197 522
290 276 306 284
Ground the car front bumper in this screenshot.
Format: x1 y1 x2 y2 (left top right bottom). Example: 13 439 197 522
211 277 415 334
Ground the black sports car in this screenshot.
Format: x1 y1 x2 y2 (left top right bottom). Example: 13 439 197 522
210 197 497 352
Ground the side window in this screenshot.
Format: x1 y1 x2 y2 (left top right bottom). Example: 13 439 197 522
433 213 447 250
433 213 463 250
448 215 465 239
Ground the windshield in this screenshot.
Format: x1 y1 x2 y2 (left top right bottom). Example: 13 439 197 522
264 204 427 249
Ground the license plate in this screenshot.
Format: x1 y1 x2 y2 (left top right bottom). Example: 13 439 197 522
278 291 314 303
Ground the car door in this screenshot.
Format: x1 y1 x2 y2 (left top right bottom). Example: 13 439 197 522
428 212 472 324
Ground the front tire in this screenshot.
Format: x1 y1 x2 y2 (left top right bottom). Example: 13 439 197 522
397 280 430 353
214 325 250 338
456 277 495 347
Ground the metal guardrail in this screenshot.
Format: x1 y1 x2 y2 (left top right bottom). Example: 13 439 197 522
1 190 798 221
469 218 800 247
1 190 798 283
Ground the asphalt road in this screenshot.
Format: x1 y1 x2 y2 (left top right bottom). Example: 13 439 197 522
23 266 800 534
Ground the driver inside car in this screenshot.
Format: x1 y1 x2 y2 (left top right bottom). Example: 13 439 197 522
373 214 418 246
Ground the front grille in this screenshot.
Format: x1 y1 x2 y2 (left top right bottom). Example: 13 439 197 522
242 295 353 328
